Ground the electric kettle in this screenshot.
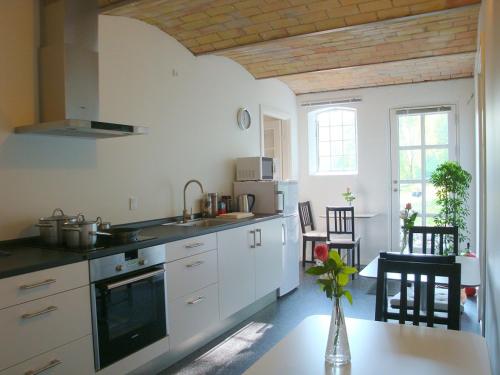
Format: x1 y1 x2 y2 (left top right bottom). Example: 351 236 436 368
238 194 255 213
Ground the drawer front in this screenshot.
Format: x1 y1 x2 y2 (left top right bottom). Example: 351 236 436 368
167 250 218 301
0 286 92 371
0 261 89 310
168 283 219 348
165 234 217 262
0 335 94 375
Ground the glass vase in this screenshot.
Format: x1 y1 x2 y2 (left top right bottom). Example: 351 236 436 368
400 228 408 253
325 297 351 366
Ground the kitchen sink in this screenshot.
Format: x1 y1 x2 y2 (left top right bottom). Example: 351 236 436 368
175 219 236 228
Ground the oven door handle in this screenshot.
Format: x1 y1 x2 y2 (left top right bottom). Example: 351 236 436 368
106 269 164 290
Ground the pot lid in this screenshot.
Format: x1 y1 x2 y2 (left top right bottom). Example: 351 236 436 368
40 208 74 221
75 213 98 225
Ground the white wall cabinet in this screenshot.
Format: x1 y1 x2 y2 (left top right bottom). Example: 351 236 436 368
218 218 283 320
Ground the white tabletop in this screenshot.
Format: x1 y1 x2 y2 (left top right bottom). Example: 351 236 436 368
320 213 378 219
359 254 481 287
244 315 490 375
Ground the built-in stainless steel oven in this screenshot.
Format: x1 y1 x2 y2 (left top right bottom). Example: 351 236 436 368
89 245 167 370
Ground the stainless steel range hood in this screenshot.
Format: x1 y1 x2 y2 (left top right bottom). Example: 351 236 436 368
15 0 148 139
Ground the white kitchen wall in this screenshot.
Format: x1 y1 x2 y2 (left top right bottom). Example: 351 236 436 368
297 79 476 264
0 4 297 240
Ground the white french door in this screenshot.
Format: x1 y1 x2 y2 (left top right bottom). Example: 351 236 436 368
390 105 457 250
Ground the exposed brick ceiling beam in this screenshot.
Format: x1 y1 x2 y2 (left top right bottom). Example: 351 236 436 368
213 5 478 79
280 52 475 94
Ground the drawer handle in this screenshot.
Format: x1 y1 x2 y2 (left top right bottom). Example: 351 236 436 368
24 359 62 375
185 242 204 249
186 261 204 268
20 279 56 290
187 296 205 305
21 305 58 320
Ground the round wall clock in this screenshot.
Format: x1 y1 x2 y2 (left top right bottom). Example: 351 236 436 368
237 108 251 130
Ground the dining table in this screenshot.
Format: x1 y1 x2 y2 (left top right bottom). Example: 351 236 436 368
244 315 491 375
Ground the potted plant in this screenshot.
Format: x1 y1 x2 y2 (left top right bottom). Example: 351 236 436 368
342 188 355 206
306 244 357 366
430 161 472 252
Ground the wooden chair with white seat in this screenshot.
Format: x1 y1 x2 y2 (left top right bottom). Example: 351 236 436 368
325 206 361 278
375 252 461 330
298 201 327 267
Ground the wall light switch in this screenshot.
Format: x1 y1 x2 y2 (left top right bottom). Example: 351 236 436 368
129 197 138 211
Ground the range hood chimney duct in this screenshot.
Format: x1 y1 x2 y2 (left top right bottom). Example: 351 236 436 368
15 0 147 139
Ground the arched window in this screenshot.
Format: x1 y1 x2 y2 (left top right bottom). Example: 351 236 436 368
308 107 358 175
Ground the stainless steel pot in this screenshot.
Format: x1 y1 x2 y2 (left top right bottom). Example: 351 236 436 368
62 214 111 249
36 208 76 246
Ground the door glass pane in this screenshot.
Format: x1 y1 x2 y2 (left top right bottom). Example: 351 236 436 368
425 183 439 215
400 183 422 214
319 142 330 156
318 127 330 141
399 149 422 180
425 148 448 179
425 113 448 145
332 126 342 140
318 157 331 171
399 115 421 146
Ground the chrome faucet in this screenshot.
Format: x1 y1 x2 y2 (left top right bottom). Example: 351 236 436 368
183 179 204 222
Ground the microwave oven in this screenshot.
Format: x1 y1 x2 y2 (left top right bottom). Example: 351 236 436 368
236 157 275 181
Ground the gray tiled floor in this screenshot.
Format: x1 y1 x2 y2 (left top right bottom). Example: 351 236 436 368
160 266 479 375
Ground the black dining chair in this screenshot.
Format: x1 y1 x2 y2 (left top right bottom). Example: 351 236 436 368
375 252 461 330
408 226 459 255
326 206 361 278
298 201 327 267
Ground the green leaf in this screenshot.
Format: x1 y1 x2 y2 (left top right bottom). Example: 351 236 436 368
305 266 326 275
337 273 349 287
342 266 358 275
343 290 353 305
329 251 343 267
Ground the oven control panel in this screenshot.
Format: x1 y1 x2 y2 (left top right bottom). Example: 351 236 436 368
89 244 166 282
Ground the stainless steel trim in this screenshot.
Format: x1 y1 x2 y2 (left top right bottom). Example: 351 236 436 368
24 359 62 375
21 306 58 319
185 242 204 249
106 269 164 290
20 279 56 290
250 230 256 248
186 261 204 268
256 229 262 247
90 284 101 371
187 296 205 305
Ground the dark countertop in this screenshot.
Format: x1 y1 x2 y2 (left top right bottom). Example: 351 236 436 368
0 213 282 280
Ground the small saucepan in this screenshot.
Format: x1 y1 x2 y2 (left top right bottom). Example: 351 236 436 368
36 208 76 246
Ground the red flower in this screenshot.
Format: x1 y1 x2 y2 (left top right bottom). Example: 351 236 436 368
405 203 412 210
314 243 329 262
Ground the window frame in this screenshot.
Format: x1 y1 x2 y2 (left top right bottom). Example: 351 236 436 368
308 106 359 176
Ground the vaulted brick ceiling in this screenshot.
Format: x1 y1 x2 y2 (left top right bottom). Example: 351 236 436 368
99 0 480 94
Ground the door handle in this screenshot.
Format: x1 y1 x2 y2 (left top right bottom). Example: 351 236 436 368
256 229 262 247
282 223 286 245
393 188 398 192
24 359 62 375
21 305 58 319
250 230 256 248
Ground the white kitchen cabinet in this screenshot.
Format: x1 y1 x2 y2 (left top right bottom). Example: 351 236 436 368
218 224 256 320
0 285 92 371
166 249 218 301
168 283 219 348
0 335 94 375
255 218 283 300
218 218 283 320
165 233 217 262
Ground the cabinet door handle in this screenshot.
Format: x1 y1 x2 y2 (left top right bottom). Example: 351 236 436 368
21 305 58 320
250 230 256 248
282 223 287 245
256 229 262 247
187 296 205 305
186 261 204 268
185 242 204 249
24 359 62 375
20 279 56 290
